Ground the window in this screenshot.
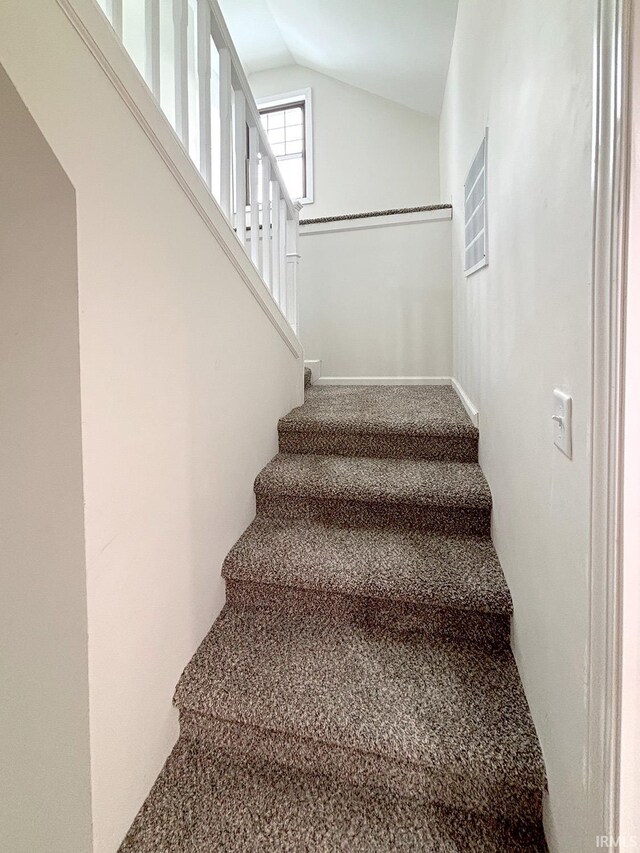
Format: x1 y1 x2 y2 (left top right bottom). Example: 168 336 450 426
464 130 488 276
257 89 313 204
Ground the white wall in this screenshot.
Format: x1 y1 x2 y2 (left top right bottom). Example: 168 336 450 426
0 67 93 853
249 64 449 381
0 2 302 851
439 2 595 851
299 216 452 380
249 64 441 218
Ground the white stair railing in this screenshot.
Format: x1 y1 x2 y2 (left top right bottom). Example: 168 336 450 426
98 0 301 333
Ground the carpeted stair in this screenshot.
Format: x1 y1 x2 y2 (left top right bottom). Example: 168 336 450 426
223 517 511 648
120 739 545 852
120 378 547 852
279 385 478 461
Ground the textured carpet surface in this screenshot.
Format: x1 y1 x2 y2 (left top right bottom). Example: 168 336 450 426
120 382 547 850
119 737 547 852
281 385 477 438
279 429 479 462
255 453 492 536
256 495 491 536
223 517 510 614
280 385 478 462
255 453 491 510
225 579 510 649
174 609 544 805
223 515 511 646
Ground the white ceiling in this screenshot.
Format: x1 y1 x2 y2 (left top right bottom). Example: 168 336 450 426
218 0 459 117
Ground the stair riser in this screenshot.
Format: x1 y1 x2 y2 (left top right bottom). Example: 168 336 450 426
179 710 543 825
256 495 491 537
278 429 478 462
225 580 510 651
120 736 548 853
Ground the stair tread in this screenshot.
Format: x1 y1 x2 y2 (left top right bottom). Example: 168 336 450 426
255 453 491 508
223 517 511 615
174 609 544 790
280 385 477 437
119 736 547 853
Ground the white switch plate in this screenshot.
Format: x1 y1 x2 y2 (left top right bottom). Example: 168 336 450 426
553 389 572 459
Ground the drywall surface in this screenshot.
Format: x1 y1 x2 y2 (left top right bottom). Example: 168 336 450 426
0 2 302 851
0 66 93 852
439 1 595 851
249 64 441 217
299 217 452 379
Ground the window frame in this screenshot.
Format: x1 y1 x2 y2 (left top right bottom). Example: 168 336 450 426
256 88 314 205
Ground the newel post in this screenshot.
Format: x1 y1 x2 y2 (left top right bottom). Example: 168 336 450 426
286 202 302 333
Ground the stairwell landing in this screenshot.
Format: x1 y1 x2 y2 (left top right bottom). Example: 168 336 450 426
119 371 547 852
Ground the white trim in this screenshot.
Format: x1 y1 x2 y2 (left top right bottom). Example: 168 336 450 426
451 378 479 428
256 88 314 205
464 256 488 278
55 0 302 360
300 207 452 236
303 359 322 384
585 0 631 848
315 376 452 386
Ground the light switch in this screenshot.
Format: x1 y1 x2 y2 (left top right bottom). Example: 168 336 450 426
552 389 572 459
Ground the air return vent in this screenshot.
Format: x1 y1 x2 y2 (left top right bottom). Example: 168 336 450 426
464 131 488 276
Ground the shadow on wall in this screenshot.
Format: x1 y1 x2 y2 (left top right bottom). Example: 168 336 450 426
0 64 93 853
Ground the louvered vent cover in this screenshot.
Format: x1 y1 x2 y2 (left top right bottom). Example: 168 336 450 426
464 131 488 276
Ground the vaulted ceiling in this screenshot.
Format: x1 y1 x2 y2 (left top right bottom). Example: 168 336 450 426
218 0 459 117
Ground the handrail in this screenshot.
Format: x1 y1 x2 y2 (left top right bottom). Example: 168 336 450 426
98 0 300 333
300 204 452 225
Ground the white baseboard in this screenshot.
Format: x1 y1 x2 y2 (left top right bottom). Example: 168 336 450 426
451 378 480 428
304 359 322 384
315 376 452 386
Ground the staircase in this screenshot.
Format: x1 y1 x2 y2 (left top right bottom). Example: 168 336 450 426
120 375 547 852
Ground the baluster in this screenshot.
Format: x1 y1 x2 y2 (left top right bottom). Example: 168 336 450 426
197 0 212 188
106 0 123 37
173 0 189 148
249 127 260 268
261 156 272 290
271 181 281 304
233 90 247 242
219 48 232 219
286 204 301 332
279 200 287 316
145 0 160 100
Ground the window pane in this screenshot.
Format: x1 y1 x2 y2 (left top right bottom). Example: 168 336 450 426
285 107 303 126
277 155 305 200
265 109 284 129
268 127 285 145
270 142 286 157
285 127 303 143
285 138 303 155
